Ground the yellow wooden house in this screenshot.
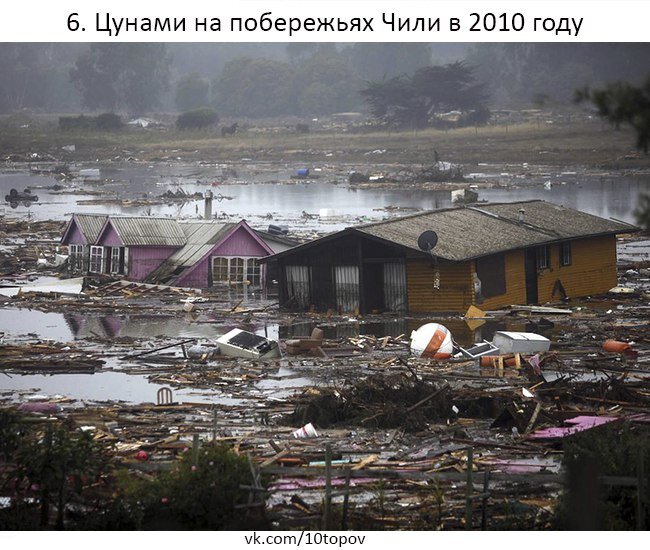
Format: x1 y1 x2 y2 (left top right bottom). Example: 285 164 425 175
265 200 637 313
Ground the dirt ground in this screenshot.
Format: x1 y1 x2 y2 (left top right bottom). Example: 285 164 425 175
1 113 649 169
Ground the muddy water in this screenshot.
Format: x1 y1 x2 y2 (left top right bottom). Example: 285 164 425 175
1 164 647 226
0 305 558 348
0 371 248 406
0 307 280 342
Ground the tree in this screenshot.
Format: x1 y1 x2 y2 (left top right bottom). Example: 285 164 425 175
576 76 650 230
70 44 170 114
466 44 650 106
213 57 296 117
175 72 210 112
13 423 110 529
576 77 650 153
360 62 489 128
294 51 361 115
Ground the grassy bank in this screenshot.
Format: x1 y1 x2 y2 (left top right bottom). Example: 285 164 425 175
1 116 648 169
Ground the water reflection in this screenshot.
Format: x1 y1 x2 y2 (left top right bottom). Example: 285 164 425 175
1 164 647 225
0 371 246 405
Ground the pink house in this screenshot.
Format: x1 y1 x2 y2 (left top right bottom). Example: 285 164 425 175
60 214 108 273
61 214 293 288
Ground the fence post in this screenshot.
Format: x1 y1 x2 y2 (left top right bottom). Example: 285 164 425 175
637 448 646 530
481 468 491 530
323 444 332 530
465 447 474 530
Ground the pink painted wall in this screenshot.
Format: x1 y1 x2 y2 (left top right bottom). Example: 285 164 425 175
97 223 123 246
176 225 271 288
62 221 87 245
128 246 178 281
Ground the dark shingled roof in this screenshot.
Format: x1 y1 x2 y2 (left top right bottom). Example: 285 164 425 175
266 200 637 263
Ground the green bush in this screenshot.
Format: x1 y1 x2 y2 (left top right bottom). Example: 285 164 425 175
95 113 123 131
554 422 650 530
58 113 123 131
176 108 219 130
58 115 94 131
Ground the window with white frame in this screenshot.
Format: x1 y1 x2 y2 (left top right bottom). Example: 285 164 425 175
110 246 126 275
69 244 84 272
212 257 229 282
89 246 104 273
212 257 262 285
229 257 245 282
246 259 261 286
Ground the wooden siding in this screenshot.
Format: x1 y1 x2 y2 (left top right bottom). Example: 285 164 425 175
406 259 473 312
63 221 87 245
175 225 271 288
127 246 178 281
472 236 618 309
536 235 617 302
96 223 123 247
474 249 527 310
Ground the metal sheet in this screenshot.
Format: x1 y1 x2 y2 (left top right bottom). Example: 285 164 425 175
108 217 187 247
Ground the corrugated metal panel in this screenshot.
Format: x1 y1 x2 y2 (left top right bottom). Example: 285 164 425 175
286 265 310 309
109 217 186 246
170 223 233 267
73 214 107 243
334 266 359 313
383 262 407 312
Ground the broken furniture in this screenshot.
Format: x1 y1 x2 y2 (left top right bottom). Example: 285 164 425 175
285 327 325 356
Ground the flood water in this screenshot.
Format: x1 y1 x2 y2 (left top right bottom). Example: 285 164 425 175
0 161 647 405
0 371 248 406
1 163 648 227
0 304 557 347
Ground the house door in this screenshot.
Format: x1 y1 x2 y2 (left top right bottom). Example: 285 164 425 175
362 263 383 313
524 249 538 304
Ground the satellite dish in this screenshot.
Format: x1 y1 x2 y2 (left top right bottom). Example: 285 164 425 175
417 230 438 252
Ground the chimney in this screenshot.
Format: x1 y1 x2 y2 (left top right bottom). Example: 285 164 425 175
518 208 525 225
204 190 213 220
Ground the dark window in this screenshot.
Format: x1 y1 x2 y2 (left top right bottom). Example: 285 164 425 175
536 246 550 269
475 253 506 298
560 242 572 266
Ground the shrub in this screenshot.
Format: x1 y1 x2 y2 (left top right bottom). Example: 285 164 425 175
176 108 219 130
95 113 123 131
554 422 650 529
58 115 94 131
144 442 262 529
58 113 123 131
